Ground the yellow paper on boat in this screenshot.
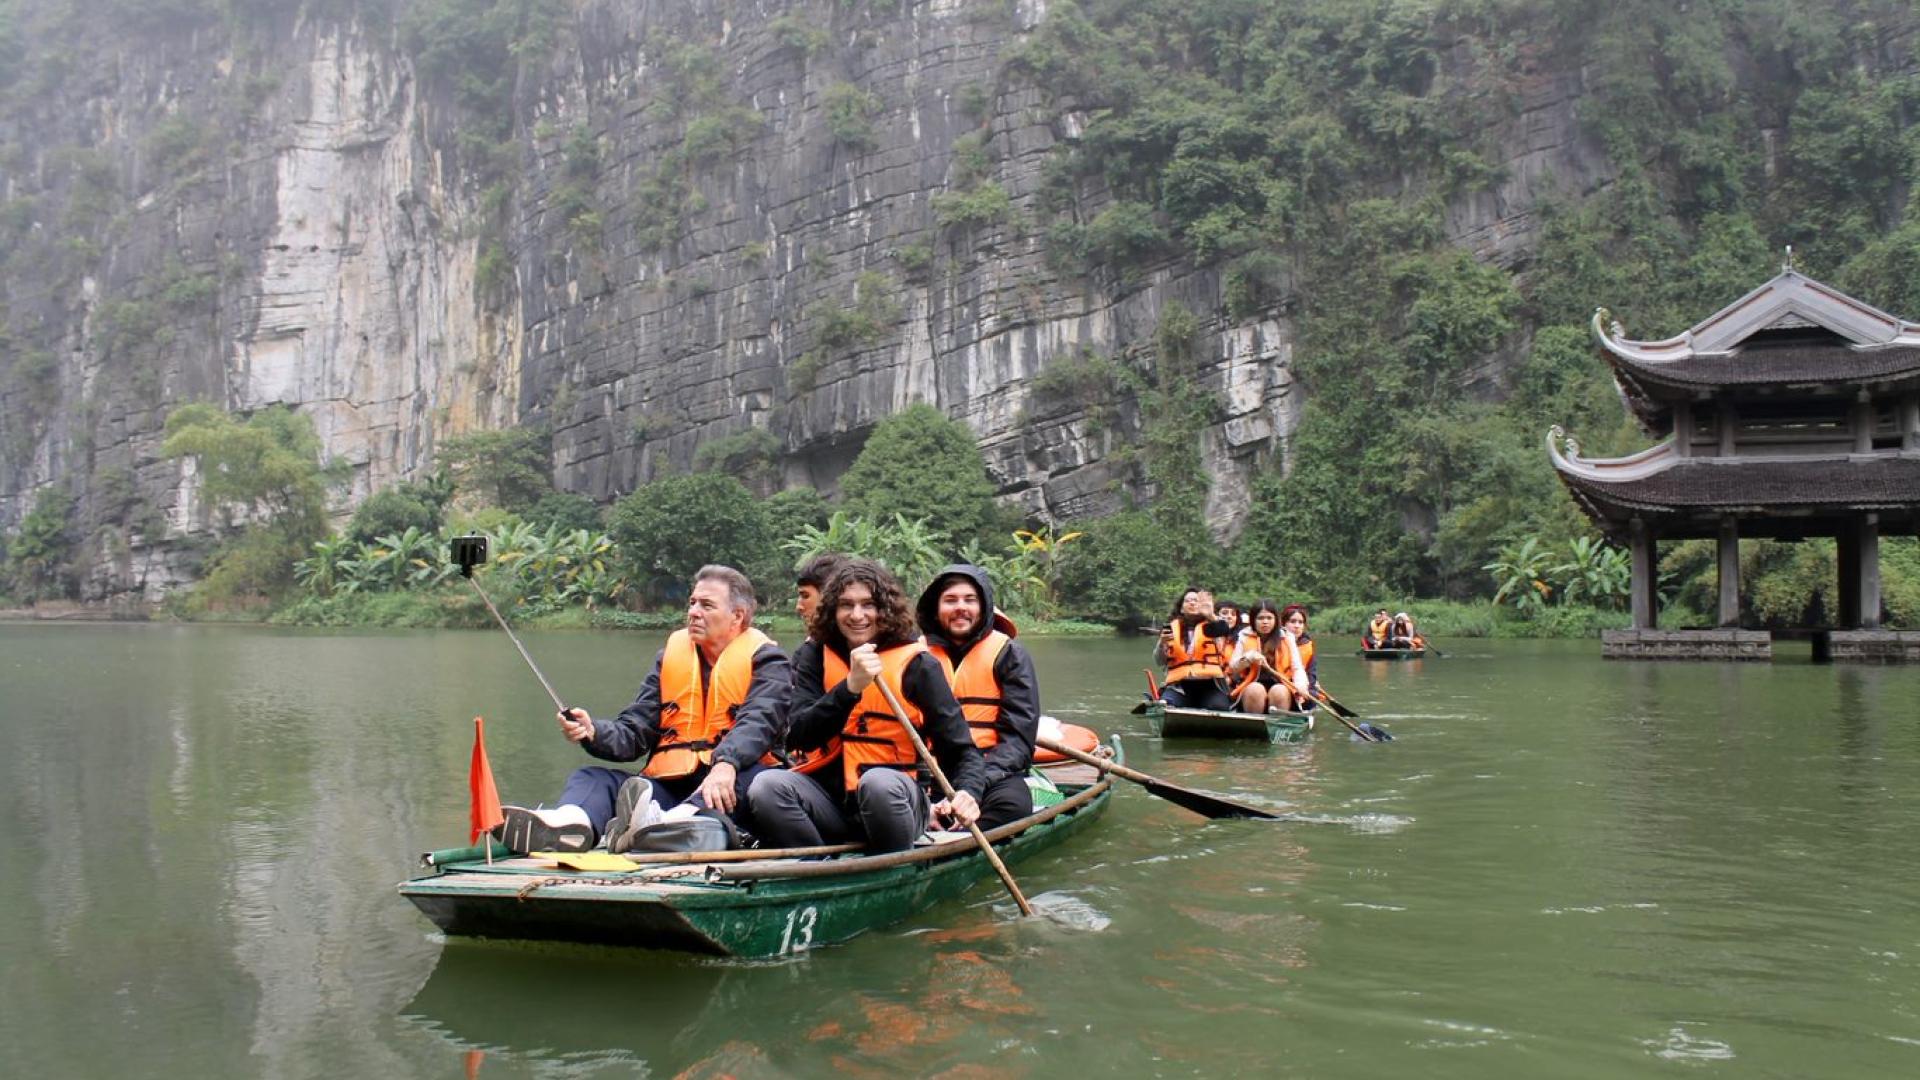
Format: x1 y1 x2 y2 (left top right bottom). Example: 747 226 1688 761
544 852 638 872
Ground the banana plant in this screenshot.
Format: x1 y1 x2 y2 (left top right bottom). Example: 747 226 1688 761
1486 537 1554 615
1551 536 1630 609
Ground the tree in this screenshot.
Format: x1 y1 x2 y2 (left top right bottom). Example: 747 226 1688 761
160 402 336 601
840 403 998 547
1055 509 1185 626
2 487 76 601
345 476 451 546
439 426 552 512
606 473 770 604
523 491 603 534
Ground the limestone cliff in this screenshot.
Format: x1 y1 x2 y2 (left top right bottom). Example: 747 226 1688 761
0 0 1615 602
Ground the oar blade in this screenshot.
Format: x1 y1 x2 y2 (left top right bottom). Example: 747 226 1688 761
1142 779 1284 820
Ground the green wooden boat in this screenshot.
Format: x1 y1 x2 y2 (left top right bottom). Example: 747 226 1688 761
1143 701 1312 743
1358 647 1427 660
398 746 1117 959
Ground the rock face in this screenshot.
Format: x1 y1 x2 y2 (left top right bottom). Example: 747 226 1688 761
0 1 1617 603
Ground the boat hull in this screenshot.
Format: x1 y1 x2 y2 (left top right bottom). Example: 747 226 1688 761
1144 702 1311 743
400 753 1115 958
1359 647 1426 660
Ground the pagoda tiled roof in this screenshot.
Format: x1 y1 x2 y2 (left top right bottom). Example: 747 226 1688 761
1605 343 1920 391
1591 270 1920 433
1546 429 1920 534
1556 454 1920 512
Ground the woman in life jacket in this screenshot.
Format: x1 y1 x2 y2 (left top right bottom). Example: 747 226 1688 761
746 559 987 854
1153 587 1236 711
1390 612 1421 649
1270 604 1318 712
1229 600 1285 713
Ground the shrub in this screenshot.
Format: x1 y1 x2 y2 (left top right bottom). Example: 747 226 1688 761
823 82 883 150
440 425 551 512
346 487 443 546
523 491 603 533
606 473 771 603
932 183 1010 228
840 403 998 547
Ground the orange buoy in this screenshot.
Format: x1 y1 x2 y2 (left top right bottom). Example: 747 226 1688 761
1034 722 1098 765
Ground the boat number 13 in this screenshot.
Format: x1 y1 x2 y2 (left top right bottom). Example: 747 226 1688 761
779 906 819 955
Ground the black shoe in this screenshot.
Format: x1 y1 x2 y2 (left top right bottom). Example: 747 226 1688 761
496 805 593 855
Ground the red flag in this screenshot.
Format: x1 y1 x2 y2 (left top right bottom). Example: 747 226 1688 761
469 716 504 844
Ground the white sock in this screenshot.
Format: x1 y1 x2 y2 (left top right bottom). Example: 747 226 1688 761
537 804 591 828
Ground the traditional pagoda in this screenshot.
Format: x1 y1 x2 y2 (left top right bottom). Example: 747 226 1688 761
1548 266 1920 661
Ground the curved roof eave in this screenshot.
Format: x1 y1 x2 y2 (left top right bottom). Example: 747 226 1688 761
1592 272 1920 364
1545 426 1676 484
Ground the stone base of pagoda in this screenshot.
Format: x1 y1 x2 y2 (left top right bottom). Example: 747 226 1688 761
1601 629 1772 661
1823 630 1920 663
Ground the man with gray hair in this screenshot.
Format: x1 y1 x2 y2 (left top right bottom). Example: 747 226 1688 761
496 564 792 854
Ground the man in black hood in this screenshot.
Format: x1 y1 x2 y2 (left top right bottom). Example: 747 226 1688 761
916 563 1040 829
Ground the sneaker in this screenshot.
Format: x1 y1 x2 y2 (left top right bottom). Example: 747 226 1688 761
604 777 665 854
496 805 593 855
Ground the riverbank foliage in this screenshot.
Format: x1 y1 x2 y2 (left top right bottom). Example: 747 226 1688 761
8 1 1919 635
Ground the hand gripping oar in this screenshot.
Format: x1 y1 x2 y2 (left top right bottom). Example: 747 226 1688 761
1034 735 1284 820
872 678 1034 917
452 535 570 717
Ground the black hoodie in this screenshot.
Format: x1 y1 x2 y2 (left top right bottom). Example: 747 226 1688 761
916 564 1040 787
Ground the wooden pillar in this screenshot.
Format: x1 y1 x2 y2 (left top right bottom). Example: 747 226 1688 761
1718 402 1737 456
1630 519 1657 631
1837 521 1859 629
1717 518 1740 628
1903 396 1919 451
1673 401 1693 459
1852 390 1874 453
1858 514 1882 631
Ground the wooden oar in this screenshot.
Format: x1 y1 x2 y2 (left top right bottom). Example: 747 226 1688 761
1313 689 1359 719
1035 735 1285 820
874 679 1034 917
1310 688 1390 740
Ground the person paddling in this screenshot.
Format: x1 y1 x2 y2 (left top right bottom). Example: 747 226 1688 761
496 565 790 855
1229 600 1285 713
747 559 986 854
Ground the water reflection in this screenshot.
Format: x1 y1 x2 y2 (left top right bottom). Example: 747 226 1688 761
7 628 1920 1077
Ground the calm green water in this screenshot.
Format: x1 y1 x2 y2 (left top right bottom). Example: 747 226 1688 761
3 623 1918 1077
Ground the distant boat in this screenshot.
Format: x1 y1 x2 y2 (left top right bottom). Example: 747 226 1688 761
1142 700 1312 743
399 746 1117 958
1359 646 1427 660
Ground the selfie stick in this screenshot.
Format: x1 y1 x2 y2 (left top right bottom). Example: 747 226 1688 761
455 538 569 716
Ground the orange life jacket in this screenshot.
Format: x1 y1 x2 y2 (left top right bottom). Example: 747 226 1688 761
928 630 1010 750
1366 616 1392 645
1165 619 1230 682
825 642 929 792
1273 633 1312 695
646 626 773 779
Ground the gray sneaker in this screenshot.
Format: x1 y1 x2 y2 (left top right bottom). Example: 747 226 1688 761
604 777 664 854
497 805 593 855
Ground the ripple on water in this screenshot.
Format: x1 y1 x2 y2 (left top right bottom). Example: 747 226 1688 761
1642 1023 1736 1062
1024 890 1114 932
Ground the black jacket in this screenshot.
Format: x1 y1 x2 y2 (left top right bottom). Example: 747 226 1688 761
583 639 791 771
916 563 1040 787
786 637 987 800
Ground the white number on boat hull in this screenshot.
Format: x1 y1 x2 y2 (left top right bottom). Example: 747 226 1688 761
779 906 818 955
